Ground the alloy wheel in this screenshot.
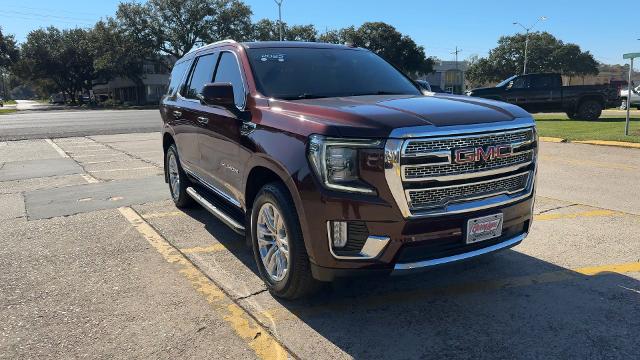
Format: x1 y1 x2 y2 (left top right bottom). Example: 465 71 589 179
256 202 290 282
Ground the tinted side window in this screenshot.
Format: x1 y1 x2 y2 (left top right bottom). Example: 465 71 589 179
214 52 245 108
531 75 557 89
185 54 217 100
167 61 189 95
511 76 530 89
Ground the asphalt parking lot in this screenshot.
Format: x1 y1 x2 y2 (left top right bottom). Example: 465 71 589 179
1 129 639 359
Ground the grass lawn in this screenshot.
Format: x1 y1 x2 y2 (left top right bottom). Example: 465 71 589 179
3 100 17 105
534 114 640 143
0 109 17 115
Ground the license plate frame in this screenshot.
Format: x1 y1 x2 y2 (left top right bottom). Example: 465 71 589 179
466 213 504 244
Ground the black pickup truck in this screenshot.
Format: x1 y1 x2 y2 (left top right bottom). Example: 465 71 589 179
467 73 620 120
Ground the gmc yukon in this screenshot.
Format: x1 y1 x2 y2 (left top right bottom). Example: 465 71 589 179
467 73 620 120
161 41 538 299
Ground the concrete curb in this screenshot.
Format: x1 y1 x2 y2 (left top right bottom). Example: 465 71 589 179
539 137 640 149
572 140 640 149
539 136 567 143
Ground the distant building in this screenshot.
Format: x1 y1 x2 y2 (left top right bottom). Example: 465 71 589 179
419 60 468 94
92 61 170 104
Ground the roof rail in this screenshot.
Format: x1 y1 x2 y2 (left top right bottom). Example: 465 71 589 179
185 39 237 55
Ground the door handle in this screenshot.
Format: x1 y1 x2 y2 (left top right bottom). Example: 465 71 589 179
172 110 182 119
197 116 209 125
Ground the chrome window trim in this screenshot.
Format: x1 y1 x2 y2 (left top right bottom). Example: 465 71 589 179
326 222 390 260
184 168 242 208
406 171 531 210
392 232 527 273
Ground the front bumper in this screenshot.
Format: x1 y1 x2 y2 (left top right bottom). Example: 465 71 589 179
305 195 533 281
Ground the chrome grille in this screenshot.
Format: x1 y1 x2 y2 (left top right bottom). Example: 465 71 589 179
407 172 530 210
404 129 533 156
404 151 533 180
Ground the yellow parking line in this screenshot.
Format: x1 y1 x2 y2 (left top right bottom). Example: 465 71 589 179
534 209 621 221
142 211 187 219
260 260 640 323
181 243 228 254
118 207 288 360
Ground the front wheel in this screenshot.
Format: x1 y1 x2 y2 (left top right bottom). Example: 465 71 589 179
251 182 320 299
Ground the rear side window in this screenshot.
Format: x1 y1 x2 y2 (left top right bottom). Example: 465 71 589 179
213 52 245 108
167 61 190 95
184 54 218 100
531 75 558 89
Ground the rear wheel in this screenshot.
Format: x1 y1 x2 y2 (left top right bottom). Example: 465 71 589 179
251 182 320 299
165 144 194 208
576 99 602 120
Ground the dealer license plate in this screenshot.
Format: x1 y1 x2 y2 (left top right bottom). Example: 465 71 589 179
466 213 503 244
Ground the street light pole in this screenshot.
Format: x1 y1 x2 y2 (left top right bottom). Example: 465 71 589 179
273 0 284 41
513 16 547 75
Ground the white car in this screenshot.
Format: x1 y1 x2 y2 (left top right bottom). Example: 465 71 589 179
620 85 640 109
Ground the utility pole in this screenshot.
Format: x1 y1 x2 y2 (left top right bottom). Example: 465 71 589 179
451 46 463 70
273 0 284 41
513 16 547 75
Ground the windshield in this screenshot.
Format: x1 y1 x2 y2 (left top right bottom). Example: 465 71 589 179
496 75 518 88
246 47 421 100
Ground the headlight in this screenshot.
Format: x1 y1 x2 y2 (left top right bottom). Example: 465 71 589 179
307 135 381 194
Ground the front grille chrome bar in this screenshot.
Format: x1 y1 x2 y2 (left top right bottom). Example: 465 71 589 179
384 119 537 219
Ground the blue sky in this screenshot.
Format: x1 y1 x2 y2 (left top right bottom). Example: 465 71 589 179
1 0 637 65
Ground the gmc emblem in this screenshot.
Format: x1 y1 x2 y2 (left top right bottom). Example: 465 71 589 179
453 144 513 164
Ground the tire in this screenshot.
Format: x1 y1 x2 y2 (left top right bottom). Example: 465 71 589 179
251 182 320 299
165 144 194 208
576 99 602 120
620 101 627 110
566 111 578 120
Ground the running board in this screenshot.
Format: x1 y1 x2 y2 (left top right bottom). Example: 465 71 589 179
186 187 245 235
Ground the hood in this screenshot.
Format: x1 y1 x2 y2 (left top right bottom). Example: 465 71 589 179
268 94 530 138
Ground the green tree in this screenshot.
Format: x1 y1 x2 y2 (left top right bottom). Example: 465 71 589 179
319 22 434 76
89 18 161 104
116 0 253 59
251 19 318 41
466 32 598 86
0 27 19 69
15 27 95 102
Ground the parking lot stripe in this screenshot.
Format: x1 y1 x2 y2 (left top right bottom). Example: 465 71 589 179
81 174 100 184
45 139 69 158
181 243 228 254
142 211 186 219
259 260 640 323
534 209 621 221
117 206 290 360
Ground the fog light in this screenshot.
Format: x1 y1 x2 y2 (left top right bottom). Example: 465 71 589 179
330 221 348 248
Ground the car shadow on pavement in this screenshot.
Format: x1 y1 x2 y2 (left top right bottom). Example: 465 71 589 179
175 211 640 358
271 251 640 358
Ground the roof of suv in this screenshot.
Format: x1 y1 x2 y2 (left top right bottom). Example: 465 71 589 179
241 41 357 50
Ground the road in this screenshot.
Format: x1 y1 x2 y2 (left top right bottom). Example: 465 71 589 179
0 109 160 140
1 110 639 359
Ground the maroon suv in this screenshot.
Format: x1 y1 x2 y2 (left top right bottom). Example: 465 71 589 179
160 40 537 299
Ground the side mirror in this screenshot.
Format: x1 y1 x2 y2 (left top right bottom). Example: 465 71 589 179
199 83 235 107
506 81 514 90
